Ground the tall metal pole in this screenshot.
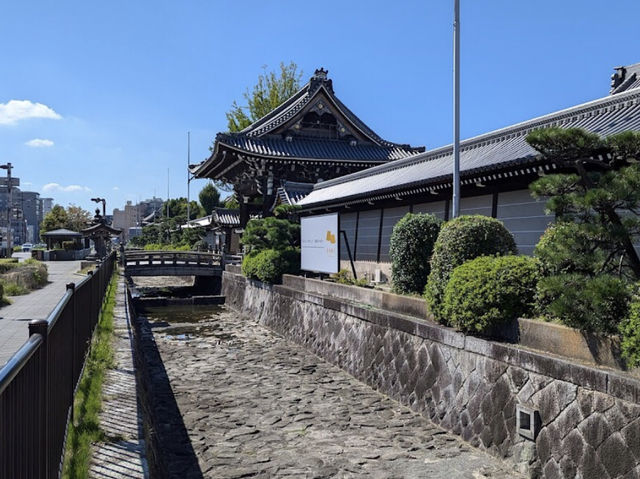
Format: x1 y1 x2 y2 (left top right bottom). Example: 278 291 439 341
186 132 191 221
452 0 461 218
6 163 12 254
166 168 170 218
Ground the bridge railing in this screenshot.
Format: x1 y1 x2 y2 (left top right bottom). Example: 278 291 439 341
124 250 222 267
0 252 116 478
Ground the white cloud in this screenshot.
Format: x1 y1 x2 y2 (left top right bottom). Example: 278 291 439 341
25 138 54 148
112 186 119 191
42 183 91 193
0 100 62 125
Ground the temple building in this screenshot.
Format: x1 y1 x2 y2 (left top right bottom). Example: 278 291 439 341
190 68 423 225
297 63 640 279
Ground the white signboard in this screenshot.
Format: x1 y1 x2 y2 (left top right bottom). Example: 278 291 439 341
301 213 339 274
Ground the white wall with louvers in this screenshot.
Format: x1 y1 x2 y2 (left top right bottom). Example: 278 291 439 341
496 189 553 256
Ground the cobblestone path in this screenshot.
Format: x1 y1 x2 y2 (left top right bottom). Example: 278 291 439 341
148 306 520 479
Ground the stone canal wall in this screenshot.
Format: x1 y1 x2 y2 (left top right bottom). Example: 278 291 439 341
223 271 640 479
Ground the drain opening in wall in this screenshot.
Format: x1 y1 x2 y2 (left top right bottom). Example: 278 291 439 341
516 404 540 440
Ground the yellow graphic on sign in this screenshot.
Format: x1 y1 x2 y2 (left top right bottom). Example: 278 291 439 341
326 230 336 244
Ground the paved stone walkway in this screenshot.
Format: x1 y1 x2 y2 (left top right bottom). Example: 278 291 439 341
90 277 147 478
147 305 520 478
0 260 83 366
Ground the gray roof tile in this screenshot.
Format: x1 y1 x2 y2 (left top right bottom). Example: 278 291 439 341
299 88 640 208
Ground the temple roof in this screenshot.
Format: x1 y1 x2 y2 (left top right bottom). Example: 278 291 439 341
276 181 314 206
82 223 123 236
42 228 82 237
299 83 640 209
191 68 424 181
611 62 640 95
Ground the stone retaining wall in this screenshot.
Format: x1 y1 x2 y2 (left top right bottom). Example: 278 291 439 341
223 271 640 479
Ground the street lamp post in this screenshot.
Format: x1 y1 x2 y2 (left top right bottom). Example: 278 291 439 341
0 163 13 255
91 197 106 219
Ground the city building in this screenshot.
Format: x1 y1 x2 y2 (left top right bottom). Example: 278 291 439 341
112 197 163 241
0 176 53 245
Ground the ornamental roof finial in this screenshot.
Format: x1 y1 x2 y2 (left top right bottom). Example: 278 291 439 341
313 67 329 80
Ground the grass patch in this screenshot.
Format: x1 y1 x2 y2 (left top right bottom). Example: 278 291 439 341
61 271 118 479
3 282 29 296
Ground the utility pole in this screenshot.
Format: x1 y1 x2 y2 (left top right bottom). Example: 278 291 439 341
166 168 170 219
452 0 461 218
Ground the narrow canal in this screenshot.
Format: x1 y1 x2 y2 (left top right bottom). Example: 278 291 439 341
136 294 520 478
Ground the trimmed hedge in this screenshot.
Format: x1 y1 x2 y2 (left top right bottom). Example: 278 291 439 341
389 213 442 294
620 297 640 369
242 248 300 284
536 273 631 333
424 215 517 323
442 255 539 334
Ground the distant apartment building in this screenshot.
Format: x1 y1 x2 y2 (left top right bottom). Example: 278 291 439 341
112 197 163 241
40 197 53 218
0 180 53 244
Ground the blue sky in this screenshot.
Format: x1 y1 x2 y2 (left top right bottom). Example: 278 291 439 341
0 0 638 214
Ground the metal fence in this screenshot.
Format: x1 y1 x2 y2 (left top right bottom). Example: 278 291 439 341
0 252 116 479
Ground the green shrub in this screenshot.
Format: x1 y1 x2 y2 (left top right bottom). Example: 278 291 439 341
331 269 369 288
390 213 442 294
620 298 640 369
12 246 22 253
193 240 209 252
3 282 29 296
242 248 300 284
425 215 517 323
536 274 631 333
534 222 607 276
0 261 19 274
62 240 79 251
442 255 539 334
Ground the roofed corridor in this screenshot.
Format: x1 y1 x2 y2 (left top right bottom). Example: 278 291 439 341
139 302 520 478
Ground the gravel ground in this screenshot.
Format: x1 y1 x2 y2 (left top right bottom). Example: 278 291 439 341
144 304 520 479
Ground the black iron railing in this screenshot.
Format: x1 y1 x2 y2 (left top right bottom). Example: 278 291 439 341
0 252 116 479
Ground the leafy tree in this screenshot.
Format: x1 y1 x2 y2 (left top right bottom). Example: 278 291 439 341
40 205 69 237
199 182 221 215
527 128 640 279
161 198 203 221
66 204 92 232
225 62 302 132
241 217 300 254
224 195 240 209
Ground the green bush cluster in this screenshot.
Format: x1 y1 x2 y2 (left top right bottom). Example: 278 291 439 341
425 215 517 323
442 255 539 333
536 274 631 334
331 269 369 288
241 216 301 284
620 298 640 369
242 217 300 253
389 213 441 294
534 222 607 276
242 248 300 284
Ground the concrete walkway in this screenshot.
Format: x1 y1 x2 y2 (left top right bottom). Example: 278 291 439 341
89 277 147 478
0 260 83 366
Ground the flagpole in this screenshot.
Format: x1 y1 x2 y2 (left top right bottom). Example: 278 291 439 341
452 0 461 218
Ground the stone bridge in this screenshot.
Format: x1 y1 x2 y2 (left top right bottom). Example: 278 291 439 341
124 251 224 277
